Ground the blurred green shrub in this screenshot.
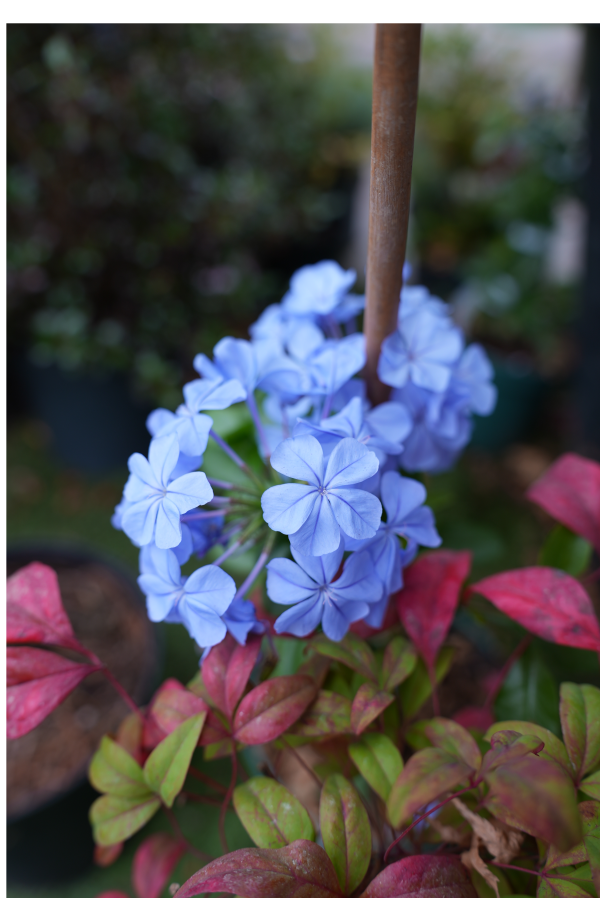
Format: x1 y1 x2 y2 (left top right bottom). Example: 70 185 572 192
413 27 585 368
7 25 370 405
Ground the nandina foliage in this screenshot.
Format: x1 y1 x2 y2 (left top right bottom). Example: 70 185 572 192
6 452 600 898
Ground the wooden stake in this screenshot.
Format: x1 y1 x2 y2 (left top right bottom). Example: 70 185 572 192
364 24 422 405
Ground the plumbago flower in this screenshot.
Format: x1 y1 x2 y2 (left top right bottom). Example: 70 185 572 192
261 435 382 556
110 260 497 653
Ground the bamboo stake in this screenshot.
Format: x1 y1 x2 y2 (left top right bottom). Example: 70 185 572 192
364 24 422 405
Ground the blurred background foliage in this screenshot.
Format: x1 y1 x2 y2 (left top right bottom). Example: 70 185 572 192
8 24 371 407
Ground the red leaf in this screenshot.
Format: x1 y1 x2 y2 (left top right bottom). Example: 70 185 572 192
396 551 472 672
469 567 600 652
94 843 124 867
116 712 146 765
351 684 395 735
133 833 186 898
143 679 208 750
527 453 600 553
7 561 83 651
360 855 477 898
175 840 342 898
452 707 495 733
201 635 237 714
225 634 262 718
233 676 317 745
7 646 101 738
95 893 130 898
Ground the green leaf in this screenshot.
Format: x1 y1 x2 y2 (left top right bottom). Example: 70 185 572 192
233 776 315 849
398 647 455 720
320 773 371 896
290 690 352 738
581 800 600 894
485 720 574 781
89 735 150 798
380 637 417 691
90 793 160 846
348 733 403 802
580 772 600 801
351 683 395 735
387 747 472 829
494 645 561 736
312 633 378 682
424 717 482 770
144 712 205 808
539 525 592 577
560 683 600 781
537 878 591 898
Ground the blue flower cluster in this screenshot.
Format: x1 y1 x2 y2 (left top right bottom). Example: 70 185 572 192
112 260 496 651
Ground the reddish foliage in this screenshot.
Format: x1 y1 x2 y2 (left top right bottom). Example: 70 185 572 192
7 646 101 738
143 679 208 750
202 635 237 715
132 833 186 898
225 634 262 718
94 843 124 867
396 551 472 672
233 675 317 745
469 567 600 652
7 561 85 652
360 855 477 898
452 706 495 733
527 453 600 553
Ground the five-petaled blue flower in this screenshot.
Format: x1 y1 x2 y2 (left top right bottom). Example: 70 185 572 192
282 260 356 317
122 434 213 549
261 435 382 556
222 598 266 645
138 546 236 647
378 306 463 393
267 538 376 641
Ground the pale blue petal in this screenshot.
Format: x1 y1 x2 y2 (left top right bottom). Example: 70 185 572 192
270 435 324 485
183 377 247 411
330 549 380 603
167 472 213 512
213 337 258 391
173 522 194 564
366 401 412 451
261 483 318 535
124 472 155 502
328 488 382 540
282 261 356 316
398 505 441 547
184 564 237 616
290 495 340 556
174 414 212 457
411 358 453 392
266 558 319 605
367 533 403 594
325 437 379 488
308 334 366 396
286 322 325 361
180 604 228 648
291 540 345 585
381 470 426 524
122 497 160 546
155 499 183 549
146 592 178 623
147 408 177 437
127 453 160 491
148 434 180 488
322 599 369 641
274 595 324 637
171 453 203 479
193 353 224 381
363 594 390 629
222 598 265 645
378 331 410 389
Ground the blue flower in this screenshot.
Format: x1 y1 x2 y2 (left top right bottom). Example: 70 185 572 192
174 514 226 565
267 539 377 641
295 396 411 460
450 344 497 416
378 306 463 393
138 547 236 647
394 382 472 473
195 337 309 399
306 334 366 396
147 378 246 458
222 597 266 645
122 434 213 549
348 470 441 597
282 261 356 317
261 435 382 556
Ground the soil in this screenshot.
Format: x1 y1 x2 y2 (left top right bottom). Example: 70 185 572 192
7 551 158 820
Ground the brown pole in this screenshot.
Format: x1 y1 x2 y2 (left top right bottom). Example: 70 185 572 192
364 24 422 405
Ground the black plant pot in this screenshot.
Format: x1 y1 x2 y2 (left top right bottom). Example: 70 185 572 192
14 359 153 475
7 543 161 886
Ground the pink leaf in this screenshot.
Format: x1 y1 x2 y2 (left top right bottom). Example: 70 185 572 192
7 646 101 738
95 893 130 898
452 707 495 733
201 634 237 714
527 453 600 553
469 567 600 652
175 840 343 898
233 676 317 745
133 833 186 898
7 562 83 651
225 634 262 718
143 679 208 750
351 684 395 735
94 843 124 867
396 551 472 672
360 855 477 898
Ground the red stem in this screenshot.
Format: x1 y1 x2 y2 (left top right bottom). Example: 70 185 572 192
182 791 222 807
219 748 238 855
484 635 533 708
100 665 143 717
383 782 478 864
188 766 228 795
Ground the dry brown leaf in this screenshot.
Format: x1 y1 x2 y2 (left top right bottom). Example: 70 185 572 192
461 834 501 898
428 816 471 847
453 797 524 863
